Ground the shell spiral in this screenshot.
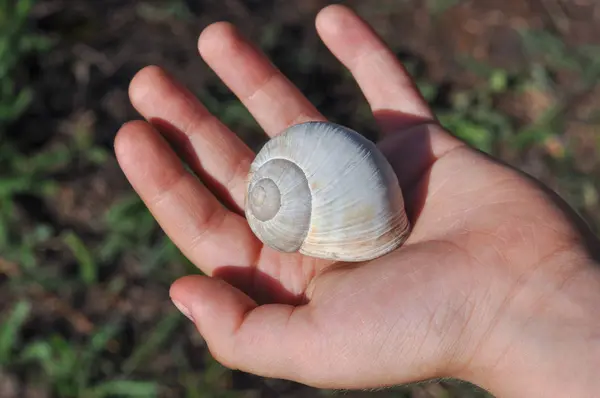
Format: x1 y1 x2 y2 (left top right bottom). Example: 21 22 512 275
245 121 410 262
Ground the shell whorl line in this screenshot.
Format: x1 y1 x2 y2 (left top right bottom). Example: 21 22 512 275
246 158 312 253
247 177 281 221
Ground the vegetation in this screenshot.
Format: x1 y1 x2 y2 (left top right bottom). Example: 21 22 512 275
0 0 598 397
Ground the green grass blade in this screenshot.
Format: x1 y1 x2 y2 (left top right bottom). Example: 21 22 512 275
121 311 182 374
16 0 33 20
87 380 158 398
62 231 97 285
0 300 31 363
0 177 31 196
77 322 122 389
19 340 53 364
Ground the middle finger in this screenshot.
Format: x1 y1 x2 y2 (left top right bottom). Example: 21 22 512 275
198 22 327 136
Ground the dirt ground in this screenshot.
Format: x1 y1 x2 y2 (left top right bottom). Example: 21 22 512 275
4 0 600 397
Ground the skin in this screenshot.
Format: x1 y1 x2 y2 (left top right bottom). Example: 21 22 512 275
114 5 600 397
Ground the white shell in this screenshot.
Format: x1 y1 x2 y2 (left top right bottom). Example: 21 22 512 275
244 121 410 262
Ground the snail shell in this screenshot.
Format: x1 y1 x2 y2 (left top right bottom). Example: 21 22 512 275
244 121 410 262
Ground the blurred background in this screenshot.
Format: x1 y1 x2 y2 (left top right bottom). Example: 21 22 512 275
1 0 599 397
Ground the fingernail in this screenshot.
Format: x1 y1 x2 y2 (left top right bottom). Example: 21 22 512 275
172 300 193 321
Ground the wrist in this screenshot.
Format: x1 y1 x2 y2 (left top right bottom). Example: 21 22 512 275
459 253 600 397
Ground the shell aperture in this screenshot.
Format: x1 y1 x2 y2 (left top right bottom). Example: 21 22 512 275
244 121 410 262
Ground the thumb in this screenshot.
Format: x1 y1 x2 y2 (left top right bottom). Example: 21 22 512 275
169 275 321 384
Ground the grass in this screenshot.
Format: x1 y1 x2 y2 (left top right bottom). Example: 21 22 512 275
1 0 599 397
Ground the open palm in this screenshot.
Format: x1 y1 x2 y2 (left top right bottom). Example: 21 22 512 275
115 5 598 392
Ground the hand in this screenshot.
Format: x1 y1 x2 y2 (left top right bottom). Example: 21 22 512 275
115 5 600 397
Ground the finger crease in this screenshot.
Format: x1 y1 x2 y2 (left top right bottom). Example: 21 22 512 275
246 71 279 102
147 170 188 208
188 203 228 251
183 113 220 139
